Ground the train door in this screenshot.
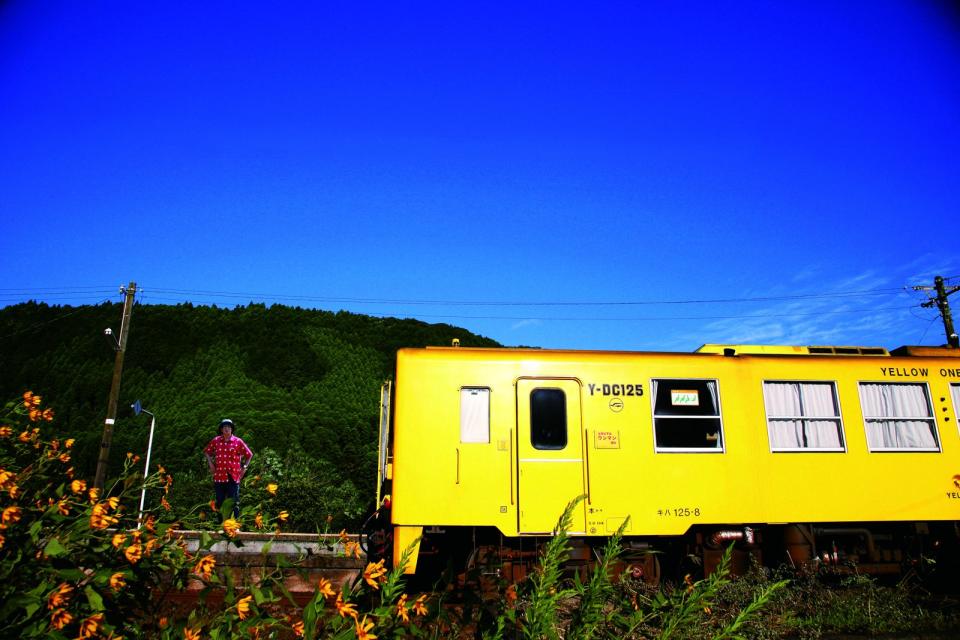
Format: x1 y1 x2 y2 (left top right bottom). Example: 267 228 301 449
516 379 587 534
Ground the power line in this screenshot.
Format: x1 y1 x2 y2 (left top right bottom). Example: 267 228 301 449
143 286 907 307
0 298 113 340
138 294 914 322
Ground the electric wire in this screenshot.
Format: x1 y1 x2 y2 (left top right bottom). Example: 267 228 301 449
133 295 916 322
0 298 113 340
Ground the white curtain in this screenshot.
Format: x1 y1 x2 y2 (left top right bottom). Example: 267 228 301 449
859 383 937 449
952 384 960 425
764 382 841 449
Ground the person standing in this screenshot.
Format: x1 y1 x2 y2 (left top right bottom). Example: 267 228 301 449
203 418 253 520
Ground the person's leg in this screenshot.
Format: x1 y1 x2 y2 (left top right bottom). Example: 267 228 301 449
214 482 228 522
229 479 240 518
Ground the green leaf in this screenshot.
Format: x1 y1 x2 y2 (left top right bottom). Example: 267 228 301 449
24 600 41 620
44 537 68 557
200 531 213 549
84 585 105 611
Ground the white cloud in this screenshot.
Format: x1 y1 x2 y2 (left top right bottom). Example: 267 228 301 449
511 318 542 331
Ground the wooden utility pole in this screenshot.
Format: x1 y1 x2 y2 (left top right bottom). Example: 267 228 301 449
94 282 137 489
913 275 959 348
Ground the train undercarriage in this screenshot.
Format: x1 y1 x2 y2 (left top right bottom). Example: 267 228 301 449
362 511 960 589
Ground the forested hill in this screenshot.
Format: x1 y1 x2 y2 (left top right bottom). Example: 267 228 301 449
0 301 501 528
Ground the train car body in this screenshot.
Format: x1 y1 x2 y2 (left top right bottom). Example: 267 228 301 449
374 344 960 579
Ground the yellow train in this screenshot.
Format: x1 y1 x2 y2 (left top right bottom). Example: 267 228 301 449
369 343 960 580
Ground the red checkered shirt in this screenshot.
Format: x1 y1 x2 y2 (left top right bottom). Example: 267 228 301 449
204 435 253 482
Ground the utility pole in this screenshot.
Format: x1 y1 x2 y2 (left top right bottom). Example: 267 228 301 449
912 275 959 348
94 282 137 489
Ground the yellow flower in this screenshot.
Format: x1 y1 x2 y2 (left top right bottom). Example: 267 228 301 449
292 620 305 637
50 608 73 630
71 479 86 494
344 540 362 559
47 582 74 609
0 533 5 550
88 487 101 503
161 496 172 511
125 543 143 564
363 559 387 589
0 469 13 487
78 613 103 639
19 431 30 443
412 594 428 617
0 426 12 437
266 483 278 496
194 555 216 580
42 408 54 422
57 498 70 516
112 532 127 549
184 627 201 640
335 591 358 619
237 595 254 620
57 452 70 463
2 506 22 524
109 572 126 590
355 615 377 640
7 484 19 499
90 503 118 529
30 393 42 407
396 594 409 623
338 529 349 544
278 511 289 523
318 577 336 598
106 496 120 510
222 518 240 537
254 512 264 529
65 438 75 448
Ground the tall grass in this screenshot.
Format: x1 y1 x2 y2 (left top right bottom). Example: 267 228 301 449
479 497 788 640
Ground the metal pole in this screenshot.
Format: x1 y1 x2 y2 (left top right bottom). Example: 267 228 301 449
933 276 959 348
137 410 156 529
95 281 137 489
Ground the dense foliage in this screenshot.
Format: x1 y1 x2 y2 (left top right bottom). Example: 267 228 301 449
0 301 500 530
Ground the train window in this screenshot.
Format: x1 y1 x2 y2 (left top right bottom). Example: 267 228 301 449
530 388 567 450
953 384 960 434
460 387 490 444
763 382 845 451
858 382 940 451
652 379 723 452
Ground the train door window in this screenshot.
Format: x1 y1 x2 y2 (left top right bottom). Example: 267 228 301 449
858 382 940 451
651 379 723 452
952 384 960 436
460 387 490 443
530 388 567 450
763 382 845 451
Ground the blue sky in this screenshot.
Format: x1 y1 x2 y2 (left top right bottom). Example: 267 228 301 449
1 2 958 351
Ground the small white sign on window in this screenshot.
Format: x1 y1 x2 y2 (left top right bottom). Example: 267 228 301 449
671 390 699 406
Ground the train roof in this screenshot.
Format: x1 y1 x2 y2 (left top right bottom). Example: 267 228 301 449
418 343 960 358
